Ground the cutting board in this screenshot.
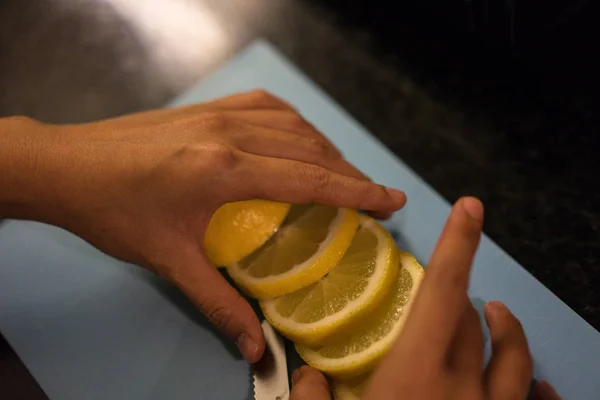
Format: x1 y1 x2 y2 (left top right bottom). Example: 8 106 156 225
1 41 599 400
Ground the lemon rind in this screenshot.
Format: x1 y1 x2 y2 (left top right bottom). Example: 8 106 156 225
205 201 291 267
227 207 360 299
332 374 370 400
260 217 398 345
295 251 424 379
332 382 361 400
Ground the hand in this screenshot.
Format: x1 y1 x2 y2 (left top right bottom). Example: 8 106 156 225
290 197 561 399
9 90 406 364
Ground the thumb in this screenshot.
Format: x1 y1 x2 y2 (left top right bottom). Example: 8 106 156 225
291 366 331 400
169 247 265 363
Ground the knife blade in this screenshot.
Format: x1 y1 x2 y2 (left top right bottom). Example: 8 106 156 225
253 320 290 400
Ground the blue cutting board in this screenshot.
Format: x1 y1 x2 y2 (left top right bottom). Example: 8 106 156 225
1 41 599 400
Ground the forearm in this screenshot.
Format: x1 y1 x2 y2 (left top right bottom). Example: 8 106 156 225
0 116 70 223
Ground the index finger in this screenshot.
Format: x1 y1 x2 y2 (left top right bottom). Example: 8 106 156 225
391 197 484 367
232 153 407 213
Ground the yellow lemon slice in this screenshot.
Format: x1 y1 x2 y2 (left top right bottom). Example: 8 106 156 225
295 251 424 379
332 374 371 400
227 205 360 299
204 200 291 266
260 216 398 346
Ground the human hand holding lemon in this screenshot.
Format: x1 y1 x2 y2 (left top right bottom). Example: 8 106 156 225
1 90 406 364
290 198 562 400
1 91 563 399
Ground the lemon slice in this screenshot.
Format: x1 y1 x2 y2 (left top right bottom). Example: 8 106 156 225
295 251 424 379
204 200 291 266
227 205 360 299
260 216 398 345
332 374 371 400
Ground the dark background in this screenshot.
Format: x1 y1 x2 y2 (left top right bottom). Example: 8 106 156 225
1 0 599 398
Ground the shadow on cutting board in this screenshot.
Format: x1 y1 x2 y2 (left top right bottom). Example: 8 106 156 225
138 269 284 400
137 270 244 362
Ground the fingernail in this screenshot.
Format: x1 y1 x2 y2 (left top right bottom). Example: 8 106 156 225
236 334 258 363
486 301 508 313
536 380 560 400
461 197 484 223
385 187 406 205
292 368 303 385
485 301 509 326
370 211 394 220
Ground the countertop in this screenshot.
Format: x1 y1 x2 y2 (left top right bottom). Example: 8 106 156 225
1 0 598 398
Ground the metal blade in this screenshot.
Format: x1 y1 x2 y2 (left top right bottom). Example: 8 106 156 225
253 320 290 400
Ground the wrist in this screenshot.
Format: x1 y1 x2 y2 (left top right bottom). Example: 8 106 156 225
0 116 74 225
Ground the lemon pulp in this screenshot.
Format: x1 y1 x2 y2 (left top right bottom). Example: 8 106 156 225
227 205 359 299
260 216 397 345
332 374 371 400
204 200 290 266
295 251 424 379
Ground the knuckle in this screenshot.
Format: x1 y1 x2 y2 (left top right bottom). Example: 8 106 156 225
286 112 309 129
200 298 234 331
321 179 370 211
249 89 275 103
178 143 239 170
202 112 230 131
250 89 273 99
306 137 334 157
207 144 239 169
8 115 35 125
309 167 331 192
354 183 378 207
6 116 45 133
286 113 328 139
247 89 290 109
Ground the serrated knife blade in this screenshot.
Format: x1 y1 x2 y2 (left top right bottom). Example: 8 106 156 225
253 320 290 400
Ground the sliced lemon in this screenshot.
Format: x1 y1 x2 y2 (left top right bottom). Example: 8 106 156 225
260 216 398 345
227 205 360 299
295 251 424 379
204 200 291 266
332 374 371 400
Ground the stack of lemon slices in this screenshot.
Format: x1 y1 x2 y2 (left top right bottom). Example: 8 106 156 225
205 200 425 400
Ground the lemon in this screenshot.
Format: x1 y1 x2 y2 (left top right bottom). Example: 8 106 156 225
227 205 360 299
260 216 398 346
332 374 371 400
295 251 424 379
204 200 291 266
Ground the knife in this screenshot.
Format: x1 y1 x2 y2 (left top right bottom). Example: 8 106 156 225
253 320 290 400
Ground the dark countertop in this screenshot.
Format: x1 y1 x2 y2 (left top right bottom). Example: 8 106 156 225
1 0 599 398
